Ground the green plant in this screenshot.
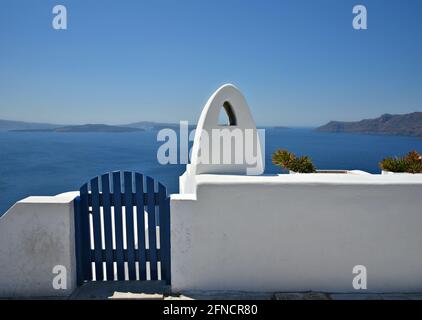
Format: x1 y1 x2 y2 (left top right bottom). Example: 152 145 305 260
405 150 422 173
407 161 422 174
288 156 316 173
272 149 295 168
379 157 408 172
379 150 422 173
272 149 316 173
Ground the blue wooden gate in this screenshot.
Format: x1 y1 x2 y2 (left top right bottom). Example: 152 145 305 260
74 171 171 285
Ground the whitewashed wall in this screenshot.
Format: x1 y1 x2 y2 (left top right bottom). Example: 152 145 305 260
0 192 78 297
171 174 422 293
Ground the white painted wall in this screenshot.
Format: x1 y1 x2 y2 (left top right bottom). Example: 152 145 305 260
171 174 422 293
0 192 78 297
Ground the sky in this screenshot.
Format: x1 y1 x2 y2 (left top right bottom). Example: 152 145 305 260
0 0 421 127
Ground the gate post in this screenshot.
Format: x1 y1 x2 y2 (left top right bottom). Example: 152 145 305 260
73 196 84 286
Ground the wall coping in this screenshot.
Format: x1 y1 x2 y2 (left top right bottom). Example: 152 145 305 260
191 173 422 187
19 191 79 204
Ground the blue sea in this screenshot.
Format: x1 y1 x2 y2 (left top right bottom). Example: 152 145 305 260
0 128 421 215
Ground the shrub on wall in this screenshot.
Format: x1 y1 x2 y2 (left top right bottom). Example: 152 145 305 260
380 150 422 173
272 149 316 173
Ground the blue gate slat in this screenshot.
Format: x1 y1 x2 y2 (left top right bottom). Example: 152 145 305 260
101 173 114 281
90 177 104 281
113 171 125 280
146 176 158 280
79 184 92 282
158 183 171 285
124 172 137 280
135 173 147 280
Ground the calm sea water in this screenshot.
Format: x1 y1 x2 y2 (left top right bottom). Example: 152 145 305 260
0 128 421 215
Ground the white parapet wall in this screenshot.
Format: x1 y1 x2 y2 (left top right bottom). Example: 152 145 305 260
171 173 422 293
0 192 79 298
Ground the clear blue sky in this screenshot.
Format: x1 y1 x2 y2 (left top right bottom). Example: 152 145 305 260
0 0 421 126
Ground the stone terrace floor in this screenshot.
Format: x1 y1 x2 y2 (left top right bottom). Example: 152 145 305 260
65 281 422 300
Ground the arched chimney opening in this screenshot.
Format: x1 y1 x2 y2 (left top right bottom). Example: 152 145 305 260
219 101 237 126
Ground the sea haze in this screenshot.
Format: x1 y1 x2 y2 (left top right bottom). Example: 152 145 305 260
0 128 421 215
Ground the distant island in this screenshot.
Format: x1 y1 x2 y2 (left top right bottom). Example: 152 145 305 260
0 119 59 131
122 121 195 131
10 124 145 133
2 112 421 136
317 112 422 137
269 126 290 130
0 120 180 133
